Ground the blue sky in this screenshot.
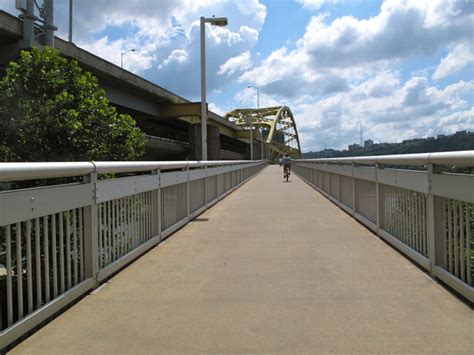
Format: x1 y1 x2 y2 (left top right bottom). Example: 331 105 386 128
1 0 473 152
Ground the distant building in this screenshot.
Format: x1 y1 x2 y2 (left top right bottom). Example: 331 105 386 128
348 144 361 151
364 139 374 148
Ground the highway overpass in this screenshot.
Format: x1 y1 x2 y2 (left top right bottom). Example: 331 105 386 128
0 10 269 161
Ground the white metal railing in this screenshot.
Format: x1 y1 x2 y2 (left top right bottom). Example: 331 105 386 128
0 160 267 349
293 151 474 303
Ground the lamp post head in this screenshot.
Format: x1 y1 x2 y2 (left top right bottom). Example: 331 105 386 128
205 17 228 26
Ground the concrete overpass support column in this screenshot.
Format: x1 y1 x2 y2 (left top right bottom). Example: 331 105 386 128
189 124 221 160
207 125 221 160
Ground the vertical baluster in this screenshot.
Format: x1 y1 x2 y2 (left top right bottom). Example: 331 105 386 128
146 191 151 239
414 193 419 252
395 188 400 239
119 199 122 255
73 209 78 286
6 225 13 326
26 220 33 313
79 208 84 281
97 202 104 270
66 212 72 290
417 194 422 254
34 218 42 307
408 191 413 248
421 194 425 255
447 200 453 273
17 222 24 319
111 199 116 262
129 196 133 250
466 205 472 286
149 191 153 238
406 190 411 246
142 193 146 242
134 195 139 247
52 213 58 297
411 193 416 250
453 200 459 278
459 202 465 282
423 196 428 256
401 189 406 243
140 194 144 243
143 193 147 241
102 201 108 265
59 213 65 294
107 200 112 260
122 197 127 255
44 216 50 303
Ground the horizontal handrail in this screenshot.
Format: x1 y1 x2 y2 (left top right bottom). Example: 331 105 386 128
293 157 474 303
0 160 266 182
296 150 474 166
0 160 268 349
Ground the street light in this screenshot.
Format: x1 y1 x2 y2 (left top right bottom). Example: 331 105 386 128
68 0 73 42
200 16 228 161
248 85 264 160
247 85 259 109
121 48 135 68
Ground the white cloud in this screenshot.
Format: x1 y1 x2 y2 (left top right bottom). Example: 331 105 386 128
208 102 225 116
433 43 474 80
160 49 189 68
234 87 283 108
293 73 473 151
0 0 266 98
241 0 473 98
296 0 341 10
218 51 253 76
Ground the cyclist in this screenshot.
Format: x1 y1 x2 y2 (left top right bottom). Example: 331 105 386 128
282 154 291 180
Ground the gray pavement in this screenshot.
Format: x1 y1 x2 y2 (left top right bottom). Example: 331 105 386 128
11 166 473 354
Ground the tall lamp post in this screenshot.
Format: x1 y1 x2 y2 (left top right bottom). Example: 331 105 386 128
248 85 264 159
68 0 73 42
121 48 135 68
200 16 228 161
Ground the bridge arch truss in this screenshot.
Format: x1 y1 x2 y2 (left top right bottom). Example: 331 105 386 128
225 106 301 159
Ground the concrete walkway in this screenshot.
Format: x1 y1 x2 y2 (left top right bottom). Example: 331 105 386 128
12 166 473 354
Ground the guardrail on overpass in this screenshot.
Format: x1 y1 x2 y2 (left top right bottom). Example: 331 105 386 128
0 160 267 349
293 151 474 303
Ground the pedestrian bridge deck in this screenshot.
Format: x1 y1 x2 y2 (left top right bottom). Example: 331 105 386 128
12 166 473 354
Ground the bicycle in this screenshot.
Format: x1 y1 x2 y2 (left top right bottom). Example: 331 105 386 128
283 165 290 182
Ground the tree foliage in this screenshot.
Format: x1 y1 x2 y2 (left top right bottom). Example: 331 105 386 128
0 47 146 161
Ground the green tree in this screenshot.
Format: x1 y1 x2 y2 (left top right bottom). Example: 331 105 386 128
0 47 146 161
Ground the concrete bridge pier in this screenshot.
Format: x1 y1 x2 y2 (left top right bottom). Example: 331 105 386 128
188 123 221 160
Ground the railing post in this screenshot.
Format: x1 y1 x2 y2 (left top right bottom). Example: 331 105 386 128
337 163 341 206
351 162 357 216
205 163 208 208
83 173 98 284
157 169 162 238
186 163 190 218
151 169 160 239
427 164 443 274
376 163 385 235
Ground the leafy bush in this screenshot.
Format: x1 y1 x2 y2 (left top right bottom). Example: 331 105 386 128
0 47 146 162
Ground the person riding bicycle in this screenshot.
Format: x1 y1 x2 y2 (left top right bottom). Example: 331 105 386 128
282 154 291 178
